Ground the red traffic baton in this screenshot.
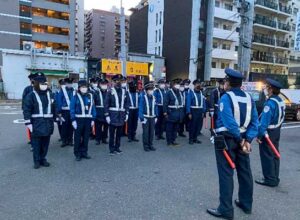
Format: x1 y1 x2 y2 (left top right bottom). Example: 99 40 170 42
204 117 208 129
26 128 31 142
211 116 215 130
265 134 281 159
92 125 96 136
223 149 236 169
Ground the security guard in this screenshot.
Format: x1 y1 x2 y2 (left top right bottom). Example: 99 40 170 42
163 78 184 146
23 73 55 169
89 77 98 139
70 80 96 161
54 78 65 142
255 78 285 187
210 79 225 126
178 79 191 137
139 81 158 151
94 79 109 145
207 68 259 219
127 81 139 142
154 78 166 140
104 75 129 155
22 73 37 110
57 78 75 147
186 79 206 145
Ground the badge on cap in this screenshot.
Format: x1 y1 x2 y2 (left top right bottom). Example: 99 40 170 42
220 103 224 112
264 106 270 113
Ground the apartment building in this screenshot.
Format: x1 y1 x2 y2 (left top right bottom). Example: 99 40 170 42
0 0 84 56
84 9 129 59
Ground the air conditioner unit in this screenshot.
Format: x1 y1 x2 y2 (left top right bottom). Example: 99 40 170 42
23 41 35 51
45 47 53 54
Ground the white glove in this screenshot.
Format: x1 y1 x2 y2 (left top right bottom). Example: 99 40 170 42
142 119 147 124
26 124 33 132
155 118 158 124
106 117 111 124
59 117 65 125
72 121 77 130
125 114 128 122
91 121 95 127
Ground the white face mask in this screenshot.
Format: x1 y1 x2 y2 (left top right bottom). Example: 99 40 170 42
179 87 185 92
66 84 73 88
147 90 154 96
92 83 98 88
100 85 108 90
174 84 180 90
189 84 194 90
263 88 269 97
39 84 48 91
121 83 127 88
73 83 78 90
159 84 166 89
184 85 189 89
80 87 88 94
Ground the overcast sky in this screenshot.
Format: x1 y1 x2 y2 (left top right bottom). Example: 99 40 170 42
84 0 141 14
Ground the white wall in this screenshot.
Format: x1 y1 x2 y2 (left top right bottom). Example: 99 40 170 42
147 0 164 56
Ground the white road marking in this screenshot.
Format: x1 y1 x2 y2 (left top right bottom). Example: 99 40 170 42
0 112 22 115
283 122 300 125
13 119 26 124
282 125 300 129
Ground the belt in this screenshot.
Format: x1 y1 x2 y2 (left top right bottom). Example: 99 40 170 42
75 114 93 118
215 126 246 134
32 114 53 118
191 106 203 109
96 106 104 108
62 106 70 110
144 115 156 118
129 107 138 109
109 107 125 112
157 104 163 106
168 105 183 109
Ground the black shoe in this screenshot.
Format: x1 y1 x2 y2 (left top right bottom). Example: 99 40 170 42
179 133 186 137
41 161 50 167
234 199 251 214
58 139 62 142
96 141 101 145
68 142 73 146
82 155 91 159
102 140 108 144
132 138 139 142
189 140 194 145
109 151 117 156
255 178 278 187
34 162 40 169
194 139 202 144
128 139 133 142
75 157 81 161
61 142 68 148
144 148 150 152
149 147 156 151
206 208 233 220
115 149 122 154
172 142 180 146
167 143 172 146
160 136 165 140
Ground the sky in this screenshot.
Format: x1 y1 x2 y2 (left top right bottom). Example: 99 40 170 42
84 0 141 14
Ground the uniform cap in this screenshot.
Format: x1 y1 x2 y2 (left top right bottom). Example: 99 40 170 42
193 79 201 85
157 78 166 84
78 80 88 88
33 72 47 83
183 79 191 84
64 78 73 84
112 74 124 81
28 73 37 80
266 78 282 89
99 79 109 84
224 68 244 79
89 77 98 83
172 78 182 84
144 81 155 90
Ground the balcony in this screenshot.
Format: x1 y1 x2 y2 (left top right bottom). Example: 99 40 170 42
32 0 69 13
213 28 239 42
32 32 69 44
279 4 292 15
214 7 239 23
275 57 288 65
254 15 276 29
255 0 278 11
32 16 69 28
252 34 275 47
212 49 238 61
20 28 32 35
277 21 290 33
276 39 289 48
251 54 288 65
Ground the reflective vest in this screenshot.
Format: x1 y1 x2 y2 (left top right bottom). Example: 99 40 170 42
168 89 184 109
144 95 156 118
129 92 138 109
109 88 126 112
96 89 104 108
157 89 164 106
61 86 75 110
32 91 53 118
191 90 203 109
75 93 93 118
268 98 286 129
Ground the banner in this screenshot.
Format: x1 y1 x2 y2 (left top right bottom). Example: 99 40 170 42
101 59 122 74
126 62 149 76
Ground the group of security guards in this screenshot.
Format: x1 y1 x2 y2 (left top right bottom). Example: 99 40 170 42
22 69 286 219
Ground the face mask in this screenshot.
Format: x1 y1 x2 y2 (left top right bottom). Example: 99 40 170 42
263 88 269 97
159 84 166 89
122 83 127 88
66 84 73 88
174 84 180 90
179 87 185 92
184 85 189 89
73 83 78 90
147 90 154 96
166 84 170 88
80 87 88 94
100 85 108 90
39 84 48 91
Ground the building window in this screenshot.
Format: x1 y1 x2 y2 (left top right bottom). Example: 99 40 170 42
294 8 299 16
225 3 233 11
156 13 158 26
235 46 238 51
215 1 220 7
155 30 158 43
234 64 238 69
222 44 230 50
212 62 216 68
214 21 219 28
159 11 162 24
155 47 157 55
292 24 296 31
223 24 232 30
158 46 161 55
159 29 161 42
221 62 230 69
213 42 218 48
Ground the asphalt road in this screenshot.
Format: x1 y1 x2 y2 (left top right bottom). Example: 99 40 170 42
0 103 299 220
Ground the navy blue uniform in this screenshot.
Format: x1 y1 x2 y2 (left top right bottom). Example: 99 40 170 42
104 87 129 153
186 89 206 142
214 88 259 217
178 89 189 136
57 86 75 145
163 88 185 145
153 88 166 139
257 95 285 186
210 87 225 126
23 90 55 164
54 89 63 140
127 91 139 141
94 88 108 144
22 85 33 110
70 92 96 158
139 93 158 150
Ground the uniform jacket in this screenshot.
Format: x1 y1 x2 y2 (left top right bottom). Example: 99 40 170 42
94 88 108 122
22 85 33 110
138 93 158 121
163 88 185 123
56 86 75 113
186 89 206 114
210 87 225 113
153 88 166 115
70 92 96 121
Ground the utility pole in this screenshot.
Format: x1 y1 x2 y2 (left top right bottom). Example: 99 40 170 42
119 0 127 77
237 0 254 81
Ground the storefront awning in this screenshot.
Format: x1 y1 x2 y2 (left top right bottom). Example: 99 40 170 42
30 70 69 76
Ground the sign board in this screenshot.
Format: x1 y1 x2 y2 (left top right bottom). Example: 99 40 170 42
295 12 300 51
101 59 122 74
126 62 149 76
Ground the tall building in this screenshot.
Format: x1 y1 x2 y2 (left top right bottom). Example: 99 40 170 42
0 0 84 58
84 9 129 59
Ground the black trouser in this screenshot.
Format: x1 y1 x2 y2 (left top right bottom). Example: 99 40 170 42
95 119 108 142
109 124 123 153
128 109 138 140
31 135 51 164
259 128 281 186
155 106 165 138
166 121 179 144
74 118 91 158
143 118 155 150
215 136 253 216
61 110 73 144
189 109 203 142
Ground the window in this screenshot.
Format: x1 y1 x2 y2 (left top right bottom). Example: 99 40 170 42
159 29 161 42
225 3 233 11
156 13 158 26
222 44 230 50
158 46 161 55
290 56 295 60
155 47 157 55
215 1 220 7
213 42 218 48
292 24 296 31
221 62 230 69
214 21 219 28
159 11 162 24
223 24 232 30
294 8 298 16
155 30 158 43
234 64 238 69
235 46 239 51
212 62 216 68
